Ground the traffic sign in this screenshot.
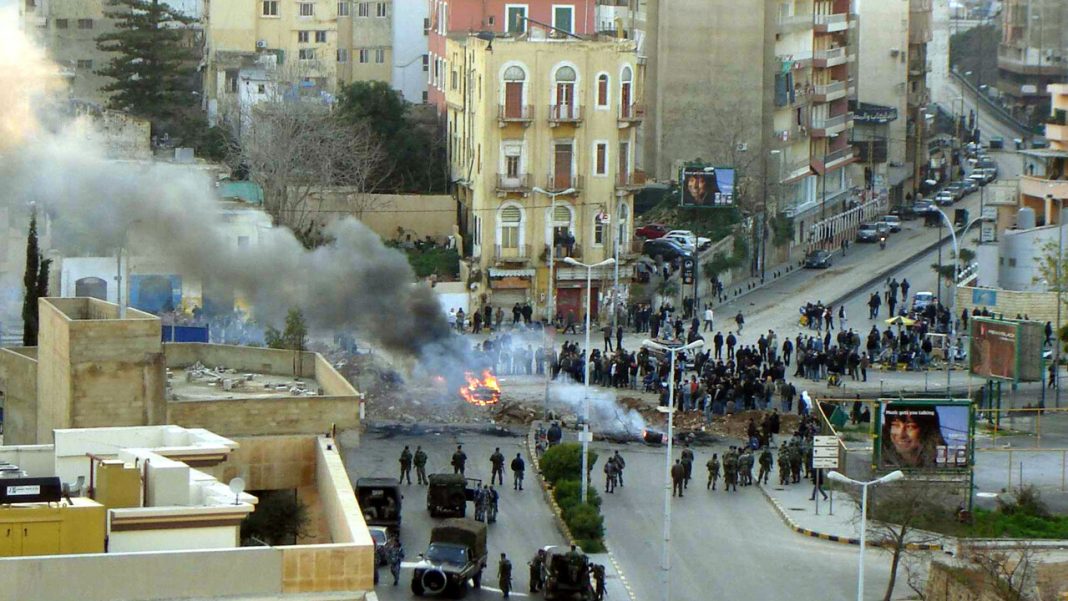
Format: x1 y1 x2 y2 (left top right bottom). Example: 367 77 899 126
681 257 695 285
813 446 838 458
814 435 839 447
813 456 839 469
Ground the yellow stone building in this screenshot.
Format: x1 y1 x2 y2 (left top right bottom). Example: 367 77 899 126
446 32 643 320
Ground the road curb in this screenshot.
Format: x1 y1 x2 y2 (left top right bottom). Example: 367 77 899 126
526 424 638 601
756 483 943 551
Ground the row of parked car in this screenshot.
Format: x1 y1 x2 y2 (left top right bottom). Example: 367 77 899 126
927 155 999 211
635 223 713 260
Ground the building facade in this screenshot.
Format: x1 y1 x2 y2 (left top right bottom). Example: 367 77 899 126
445 32 641 320
997 0 1068 126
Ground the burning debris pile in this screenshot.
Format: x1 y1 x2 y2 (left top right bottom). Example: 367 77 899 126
459 370 501 406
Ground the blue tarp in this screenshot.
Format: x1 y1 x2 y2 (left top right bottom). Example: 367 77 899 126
161 325 209 343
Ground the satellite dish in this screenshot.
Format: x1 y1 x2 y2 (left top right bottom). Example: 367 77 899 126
229 477 246 505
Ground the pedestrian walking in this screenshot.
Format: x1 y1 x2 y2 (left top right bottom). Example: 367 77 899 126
387 536 405 586
706 454 720 490
603 324 613 352
611 450 626 486
603 458 618 493
703 307 714 332
452 444 467 475
735 311 745 333
810 469 828 501
414 445 428 485
758 446 773 485
529 549 546 592
498 553 513 598
671 459 686 497
510 453 525 490
490 447 505 486
680 445 695 488
398 445 413 485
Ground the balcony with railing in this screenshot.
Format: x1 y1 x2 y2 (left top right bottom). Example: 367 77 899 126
814 12 848 32
548 104 583 125
618 103 644 125
544 173 584 193
771 122 809 148
494 244 531 263
777 13 811 34
815 145 857 172
498 104 534 126
495 173 532 193
1045 109 1068 143
813 46 848 67
546 243 582 260
811 79 852 102
810 112 853 137
616 170 646 190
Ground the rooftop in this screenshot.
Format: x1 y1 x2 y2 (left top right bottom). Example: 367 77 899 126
168 365 321 402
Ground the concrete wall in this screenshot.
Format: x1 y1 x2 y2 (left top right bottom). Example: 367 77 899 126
311 191 457 244
167 396 358 438
108 525 238 554
315 437 369 545
164 343 318 378
924 561 1008 601
314 353 357 397
998 224 1067 291
956 285 1064 324
207 435 317 493
0 445 53 478
0 348 38 445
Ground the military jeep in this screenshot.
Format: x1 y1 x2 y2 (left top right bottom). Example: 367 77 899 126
411 519 488 598
426 473 480 517
356 477 402 535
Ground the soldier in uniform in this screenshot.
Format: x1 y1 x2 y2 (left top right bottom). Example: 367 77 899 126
387 536 405 586
680 445 695 489
671 459 686 497
498 552 513 598
510 453 525 491
490 447 506 486
414 445 428 485
777 443 791 485
802 437 814 479
603 457 618 493
739 448 754 486
452 444 467 475
487 485 499 523
706 453 720 490
789 441 803 484
399 446 413 485
723 448 738 492
528 548 546 592
611 450 626 486
592 563 606 601
758 446 773 485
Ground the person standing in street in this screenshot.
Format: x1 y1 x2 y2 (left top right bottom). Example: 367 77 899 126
399 446 413 485
498 553 513 598
611 450 626 486
616 324 624 352
490 447 506 486
510 453 525 490
602 324 613 352
452 445 467 475
703 307 714 332
528 549 546 592
387 536 405 586
603 457 618 493
414 446 428 485
680 445 695 489
671 459 686 497
735 311 745 333
706 454 720 490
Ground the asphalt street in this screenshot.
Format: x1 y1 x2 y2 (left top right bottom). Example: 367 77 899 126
343 425 566 600
592 439 896 601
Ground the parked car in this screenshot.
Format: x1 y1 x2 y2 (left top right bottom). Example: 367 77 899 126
969 172 989 186
912 291 936 313
804 249 832 269
369 526 389 566
883 214 902 232
912 200 937 215
988 136 1004 149
962 179 979 194
634 223 669 239
642 238 692 261
664 230 712 251
875 222 891 237
935 190 955 206
856 223 879 242
945 182 966 200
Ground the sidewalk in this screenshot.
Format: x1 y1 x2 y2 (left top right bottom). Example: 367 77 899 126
757 478 945 551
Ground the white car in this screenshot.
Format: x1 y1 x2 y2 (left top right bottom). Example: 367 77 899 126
664 230 712 251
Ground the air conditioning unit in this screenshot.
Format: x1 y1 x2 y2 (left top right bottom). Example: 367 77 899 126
256 39 268 49
736 142 749 152
889 48 900 57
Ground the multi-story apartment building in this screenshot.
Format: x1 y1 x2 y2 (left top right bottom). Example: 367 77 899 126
204 0 426 125
905 0 933 200
997 0 1068 126
445 30 641 319
427 0 597 112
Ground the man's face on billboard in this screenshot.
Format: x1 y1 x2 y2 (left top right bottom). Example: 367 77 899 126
889 415 922 463
687 175 705 199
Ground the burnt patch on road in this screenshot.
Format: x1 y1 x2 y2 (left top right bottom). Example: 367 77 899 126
365 421 525 439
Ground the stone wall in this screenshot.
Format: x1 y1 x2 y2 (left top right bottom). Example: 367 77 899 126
167 396 357 437
0 348 38 445
955 286 1064 325
310 189 458 244
165 343 318 377
925 561 1011 601
1036 560 1068 601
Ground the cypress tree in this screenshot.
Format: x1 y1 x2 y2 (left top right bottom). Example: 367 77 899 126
21 210 40 347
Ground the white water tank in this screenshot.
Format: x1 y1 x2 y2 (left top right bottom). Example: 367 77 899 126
1017 207 1036 230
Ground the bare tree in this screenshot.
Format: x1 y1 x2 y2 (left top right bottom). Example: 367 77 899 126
960 544 1038 601
702 97 763 215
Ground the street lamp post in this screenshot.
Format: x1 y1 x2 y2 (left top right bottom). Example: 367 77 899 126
563 256 615 503
533 186 576 418
642 338 704 601
827 470 905 601
933 210 985 395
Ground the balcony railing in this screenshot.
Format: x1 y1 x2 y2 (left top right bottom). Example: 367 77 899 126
814 80 847 95
546 244 582 260
814 47 846 61
495 173 532 192
616 171 646 189
498 104 534 124
814 13 848 31
810 112 853 134
548 104 582 124
494 244 531 263
824 146 856 166
618 103 644 123
545 173 583 192
777 13 811 32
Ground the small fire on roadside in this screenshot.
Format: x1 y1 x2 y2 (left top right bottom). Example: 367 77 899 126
459 370 501 406
642 429 665 445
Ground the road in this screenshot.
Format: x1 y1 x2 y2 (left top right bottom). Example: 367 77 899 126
343 425 567 600
592 439 896 601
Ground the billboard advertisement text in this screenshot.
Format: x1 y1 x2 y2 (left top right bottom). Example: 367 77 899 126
878 401 971 470
680 167 734 207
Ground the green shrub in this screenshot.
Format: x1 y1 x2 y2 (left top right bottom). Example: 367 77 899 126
563 503 604 543
541 443 598 485
553 479 602 511
576 538 606 553
996 485 1049 518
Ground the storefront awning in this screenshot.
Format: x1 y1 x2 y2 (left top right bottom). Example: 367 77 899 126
488 268 535 278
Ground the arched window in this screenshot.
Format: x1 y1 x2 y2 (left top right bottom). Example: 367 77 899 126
596 73 609 107
547 203 575 251
553 66 577 119
503 65 526 119
620 65 634 117
498 204 523 250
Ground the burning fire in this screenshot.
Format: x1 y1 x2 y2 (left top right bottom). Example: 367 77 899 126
459 370 501 406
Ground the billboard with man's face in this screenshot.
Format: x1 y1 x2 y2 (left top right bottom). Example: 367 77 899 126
680 167 734 207
877 400 972 470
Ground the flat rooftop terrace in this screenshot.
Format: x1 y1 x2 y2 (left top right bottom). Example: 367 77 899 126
167 365 320 402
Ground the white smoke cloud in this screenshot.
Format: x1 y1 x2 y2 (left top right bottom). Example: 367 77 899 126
550 381 648 436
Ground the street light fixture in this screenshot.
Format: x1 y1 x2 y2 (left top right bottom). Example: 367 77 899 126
826 470 905 601
562 255 615 504
642 338 704 601
532 186 576 419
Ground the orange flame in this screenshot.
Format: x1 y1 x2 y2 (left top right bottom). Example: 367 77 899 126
459 369 501 406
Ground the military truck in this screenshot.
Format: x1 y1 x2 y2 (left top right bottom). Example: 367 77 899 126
411 519 488 597
426 473 479 517
355 477 402 535
543 545 595 601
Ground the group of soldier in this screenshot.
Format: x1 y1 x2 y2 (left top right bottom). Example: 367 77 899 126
602 450 627 493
